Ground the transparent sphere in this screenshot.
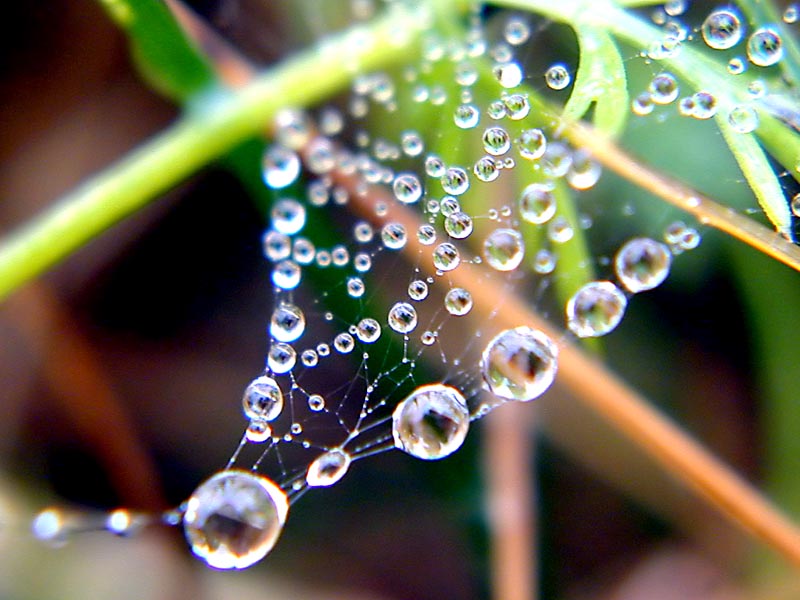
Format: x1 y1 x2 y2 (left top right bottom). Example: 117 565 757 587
614 238 672 293
566 281 627 338
306 449 352 487
392 383 470 460
183 470 289 570
481 327 558 402
242 375 284 422
483 228 525 271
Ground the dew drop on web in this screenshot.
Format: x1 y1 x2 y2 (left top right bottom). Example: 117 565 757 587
392 384 470 460
614 237 672 293
566 281 628 338
480 327 558 402
183 470 289 570
306 449 352 487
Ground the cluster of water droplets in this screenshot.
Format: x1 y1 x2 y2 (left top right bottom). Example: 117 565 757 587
31 1 724 571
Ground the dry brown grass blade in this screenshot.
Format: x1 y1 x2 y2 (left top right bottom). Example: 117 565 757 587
565 121 800 273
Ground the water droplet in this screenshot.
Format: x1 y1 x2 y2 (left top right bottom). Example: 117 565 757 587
268 342 296 374
444 287 473 316
455 61 478 86
649 73 679 104
262 230 291 262
334 333 355 354
747 27 783 67
519 182 556 224
408 279 429 301
246 419 272 443
417 224 437 245
319 107 344 136
308 394 325 411
504 17 531 45
440 196 460 216
271 199 306 235
544 64 571 90
32 508 67 546
242 375 284 422
270 303 305 343
615 238 672 293
566 281 627 338
566 151 601 190
272 260 302 290
388 302 418 334
274 109 311 150
484 228 525 271
306 449 352 487
392 383 469 460
401 131 424 156
356 318 382 343
727 105 759 133
293 238 315 265
301 349 318 367
393 173 423 204
433 242 461 271
728 57 746 74
487 100 508 120
347 276 366 298
441 167 470 195
517 128 547 160
420 330 437 345
425 155 446 178
381 222 407 250
183 470 288 569
483 127 511 155
494 62 523 88
444 211 474 239
262 145 301 189
547 216 574 243
474 156 500 182
632 92 654 116
691 91 717 119
533 249 556 274
542 142 573 178
784 4 799 23
503 94 530 120
481 327 558 402
701 8 743 50
454 103 480 129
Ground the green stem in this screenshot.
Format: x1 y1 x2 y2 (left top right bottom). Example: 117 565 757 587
0 3 432 301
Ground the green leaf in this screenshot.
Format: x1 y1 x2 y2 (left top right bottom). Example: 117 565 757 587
562 25 628 138
97 0 216 102
717 115 793 241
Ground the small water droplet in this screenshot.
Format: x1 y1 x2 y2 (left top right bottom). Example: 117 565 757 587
262 145 301 189
267 343 296 374
474 156 500 182
517 128 547 160
727 104 759 133
270 303 305 343
306 449 352 487
691 91 717 119
483 127 512 155
393 173 423 204
356 318 382 343
271 199 306 235
544 64 571 90
381 222 407 250
494 62 523 88
519 182 556 224
272 260 302 290
246 419 272 443
308 394 325 411
444 287 473 316
454 103 481 129
503 94 530 120
441 167 470 195
334 333 355 354
649 73 679 104
408 279 430 301
504 17 531 45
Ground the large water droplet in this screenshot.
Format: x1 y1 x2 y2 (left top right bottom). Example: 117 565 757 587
183 470 289 569
445 211 474 239
267 343 296 374
483 127 511 156
566 281 627 338
441 167 470 195
381 222 407 249
270 303 305 343
306 449 352 487
272 260 302 290
517 128 547 160
747 27 783 67
615 238 672 293
356 318 382 343
473 156 500 182
727 105 759 133
701 9 743 50
454 104 480 129
483 228 525 271
544 64 571 90
481 327 558 402
649 73 679 104
242 375 284 421
392 383 469 460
